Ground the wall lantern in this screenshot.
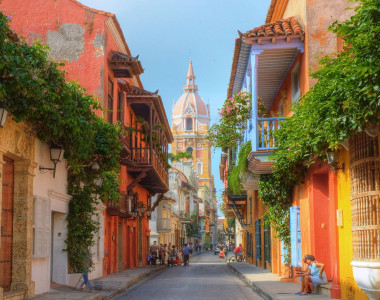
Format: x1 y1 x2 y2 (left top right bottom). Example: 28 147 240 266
132 207 139 219
138 203 146 215
0 101 9 128
39 143 63 178
326 149 345 171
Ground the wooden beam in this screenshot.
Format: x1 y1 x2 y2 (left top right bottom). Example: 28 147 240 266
127 171 147 191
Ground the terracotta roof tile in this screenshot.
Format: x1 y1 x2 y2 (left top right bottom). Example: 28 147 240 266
127 86 158 97
243 17 303 38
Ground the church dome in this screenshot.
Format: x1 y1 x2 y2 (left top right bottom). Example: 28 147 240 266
172 61 209 122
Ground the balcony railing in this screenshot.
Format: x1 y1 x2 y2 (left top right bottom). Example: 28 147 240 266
252 117 285 151
157 217 170 232
179 211 191 224
130 147 168 183
106 195 132 218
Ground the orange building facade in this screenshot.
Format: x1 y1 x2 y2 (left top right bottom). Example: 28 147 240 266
223 0 363 299
1 0 172 284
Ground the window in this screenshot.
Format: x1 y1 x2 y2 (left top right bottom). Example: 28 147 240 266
246 232 253 258
249 196 252 226
196 162 202 175
186 118 193 131
255 219 262 261
186 147 193 155
264 216 271 265
279 100 284 117
291 63 300 103
117 91 124 123
290 206 302 266
108 78 114 123
33 196 50 258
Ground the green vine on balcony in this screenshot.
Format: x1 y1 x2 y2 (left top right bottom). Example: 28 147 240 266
0 14 121 273
258 0 379 265
207 92 251 148
228 141 251 195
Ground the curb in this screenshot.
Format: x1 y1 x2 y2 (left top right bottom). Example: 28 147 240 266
227 263 272 300
102 266 166 300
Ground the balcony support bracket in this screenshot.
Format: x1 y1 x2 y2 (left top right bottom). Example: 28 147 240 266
127 171 147 191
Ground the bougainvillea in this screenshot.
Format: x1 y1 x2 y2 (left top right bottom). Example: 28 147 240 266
207 92 251 148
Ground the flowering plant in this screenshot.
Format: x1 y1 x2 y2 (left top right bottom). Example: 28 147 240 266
207 92 251 148
257 97 267 118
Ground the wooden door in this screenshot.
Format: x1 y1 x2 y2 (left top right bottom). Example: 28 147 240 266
0 157 14 292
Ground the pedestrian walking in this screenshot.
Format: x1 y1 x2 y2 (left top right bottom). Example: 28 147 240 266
159 244 166 265
149 241 159 265
182 244 190 266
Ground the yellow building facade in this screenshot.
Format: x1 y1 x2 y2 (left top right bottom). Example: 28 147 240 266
171 61 214 200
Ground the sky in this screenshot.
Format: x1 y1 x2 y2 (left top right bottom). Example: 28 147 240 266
79 0 272 209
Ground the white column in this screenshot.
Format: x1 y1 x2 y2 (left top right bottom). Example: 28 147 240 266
250 50 262 151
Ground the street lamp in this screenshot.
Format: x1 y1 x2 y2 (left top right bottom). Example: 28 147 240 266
0 101 8 128
39 143 63 178
326 149 345 171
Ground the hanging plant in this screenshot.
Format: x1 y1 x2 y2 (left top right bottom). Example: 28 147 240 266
0 13 122 273
207 92 251 148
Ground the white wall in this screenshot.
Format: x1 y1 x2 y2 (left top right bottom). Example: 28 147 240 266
32 140 105 292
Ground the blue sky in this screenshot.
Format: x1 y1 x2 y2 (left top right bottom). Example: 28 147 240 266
79 0 271 206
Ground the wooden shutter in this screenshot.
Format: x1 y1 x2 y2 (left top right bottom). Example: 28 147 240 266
264 217 271 264
290 206 301 266
33 196 50 258
255 219 261 260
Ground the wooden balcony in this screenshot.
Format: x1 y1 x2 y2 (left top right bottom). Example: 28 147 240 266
122 86 173 195
253 117 285 151
121 147 168 194
106 192 132 218
179 211 191 224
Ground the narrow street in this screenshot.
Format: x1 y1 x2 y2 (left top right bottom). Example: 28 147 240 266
113 252 262 300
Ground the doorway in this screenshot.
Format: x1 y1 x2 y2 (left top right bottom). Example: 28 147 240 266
312 173 331 279
0 156 14 292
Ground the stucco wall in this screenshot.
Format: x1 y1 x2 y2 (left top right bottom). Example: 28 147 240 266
283 0 306 28
337 149 368 300
1 0 108 104
32 139 70 294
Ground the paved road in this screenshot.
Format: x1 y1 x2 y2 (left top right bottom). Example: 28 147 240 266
113 252 262 300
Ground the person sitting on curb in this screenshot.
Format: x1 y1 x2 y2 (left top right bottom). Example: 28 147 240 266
295 254 328 296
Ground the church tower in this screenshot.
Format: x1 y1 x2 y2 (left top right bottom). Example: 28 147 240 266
171 60 214 194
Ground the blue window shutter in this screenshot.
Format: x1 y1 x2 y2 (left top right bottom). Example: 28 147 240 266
281 240 287 264
290 206 301 267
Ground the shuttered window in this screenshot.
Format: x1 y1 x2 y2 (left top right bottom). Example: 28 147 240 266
290 206 302 266
255 219 261 260
264 216 271 265
33 196 51 258
117 91 124 123
246 232 253 258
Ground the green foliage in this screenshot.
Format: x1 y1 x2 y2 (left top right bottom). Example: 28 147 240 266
227 218 235 229
207 92 252 148
228 141 251 195
258 0 380 265
0 13 121 273
185 214 201 237
169 151 193 162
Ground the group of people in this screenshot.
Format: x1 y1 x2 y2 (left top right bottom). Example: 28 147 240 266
148 241 191 267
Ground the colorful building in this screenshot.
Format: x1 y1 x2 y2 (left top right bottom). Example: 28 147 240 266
223 0 376 299
171 61 218 246
0 0 172 298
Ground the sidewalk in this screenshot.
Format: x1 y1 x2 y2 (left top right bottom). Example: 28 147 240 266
227 262 331 300
30 265 166 300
